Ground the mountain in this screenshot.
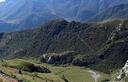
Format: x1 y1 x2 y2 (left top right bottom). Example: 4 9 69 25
1 0 128 81
44 0 99 21
1 0 128 32
0 0 59 21
45 0 128 21
0 19 128 73
0 20 17 32
0 19 112 58
0 0 59 32
90 4 128 22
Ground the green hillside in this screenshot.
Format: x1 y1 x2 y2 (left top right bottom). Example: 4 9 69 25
0 19 128 75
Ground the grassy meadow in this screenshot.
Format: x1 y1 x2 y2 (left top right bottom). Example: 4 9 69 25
0 59 110 82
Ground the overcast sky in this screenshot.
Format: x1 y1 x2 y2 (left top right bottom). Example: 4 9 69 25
0 0 5 3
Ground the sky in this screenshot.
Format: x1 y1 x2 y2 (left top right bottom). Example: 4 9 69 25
0 0 5 3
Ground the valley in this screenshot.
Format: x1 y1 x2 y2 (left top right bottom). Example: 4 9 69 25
0 0 128 82
0 59 110 82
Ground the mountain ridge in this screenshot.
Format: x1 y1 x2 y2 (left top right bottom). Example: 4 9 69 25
90 3 128 22
1 0 128 32
0 19 127 73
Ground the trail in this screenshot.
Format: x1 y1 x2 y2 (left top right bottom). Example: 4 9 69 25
88 70 101 82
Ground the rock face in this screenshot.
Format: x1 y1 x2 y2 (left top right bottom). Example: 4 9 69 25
40 51 78 64
40 51 97 66
122 60 128 75
106 22 122 44
116 60 128 80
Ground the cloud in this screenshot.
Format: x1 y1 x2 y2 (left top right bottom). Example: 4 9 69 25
0 0 5 3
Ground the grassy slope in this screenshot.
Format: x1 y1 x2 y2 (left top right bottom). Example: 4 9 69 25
0 59 110 82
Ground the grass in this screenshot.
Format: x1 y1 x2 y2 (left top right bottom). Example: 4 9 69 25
43 65 94 82
0 59 110 82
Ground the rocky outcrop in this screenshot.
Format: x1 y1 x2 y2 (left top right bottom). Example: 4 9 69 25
116 60 128 80
40 51 96 66
40 51 78 64
106 23 122 43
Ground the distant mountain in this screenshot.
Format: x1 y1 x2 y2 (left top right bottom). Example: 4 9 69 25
45 0 128 21
0 0 59 20
0 0 128 32
0 20 17 32
90 4 128 22
0 0 59 32
44 0 109 21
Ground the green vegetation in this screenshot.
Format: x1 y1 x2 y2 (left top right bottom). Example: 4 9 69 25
0 19 127 80
0 59 110 82
2 59 50 73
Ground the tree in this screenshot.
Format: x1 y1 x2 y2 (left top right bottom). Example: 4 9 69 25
18 69 22 74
